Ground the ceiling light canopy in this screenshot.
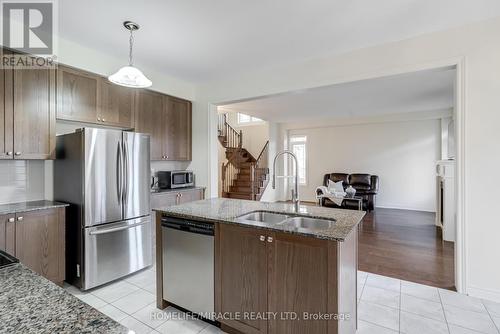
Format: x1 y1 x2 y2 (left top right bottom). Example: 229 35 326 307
108 21 152 88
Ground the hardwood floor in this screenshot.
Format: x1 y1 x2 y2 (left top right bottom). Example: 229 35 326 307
358 208 455 290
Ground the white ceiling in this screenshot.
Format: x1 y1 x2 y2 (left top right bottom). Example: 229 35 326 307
59 0 500 83
220 68 455 123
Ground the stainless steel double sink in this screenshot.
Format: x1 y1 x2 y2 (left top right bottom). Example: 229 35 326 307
236 211 335 233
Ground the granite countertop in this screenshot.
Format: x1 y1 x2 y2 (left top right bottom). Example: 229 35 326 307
154 198 365 241
0 200 69 215
151 186 206 194
0 263 128 334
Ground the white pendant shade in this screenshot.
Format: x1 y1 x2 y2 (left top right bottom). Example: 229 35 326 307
108 65 152 88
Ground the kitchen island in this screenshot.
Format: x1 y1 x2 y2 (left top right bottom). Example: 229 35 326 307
155 198 365 334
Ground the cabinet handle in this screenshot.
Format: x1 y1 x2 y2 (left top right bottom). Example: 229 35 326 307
179 193 183 197
17 216 23 222
14 152 21 156
267 236 273 243
102 118 106 122
6 152 12 156
166 155 169 159
8 217 14 223
97 117 101 122
259 235 265 242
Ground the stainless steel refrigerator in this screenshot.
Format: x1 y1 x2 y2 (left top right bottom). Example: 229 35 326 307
54 128 152 290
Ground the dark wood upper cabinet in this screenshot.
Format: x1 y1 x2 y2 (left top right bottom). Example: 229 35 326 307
0 49 14 159
135 89 164 160
13 67 56 159
98 79 136 128
57 65 99 123
164 97 192 161
217 224 268 334
14 208 65 285
0 49 55 160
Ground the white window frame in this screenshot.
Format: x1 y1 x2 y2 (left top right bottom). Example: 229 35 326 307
289 135 308 186
237 113 263 125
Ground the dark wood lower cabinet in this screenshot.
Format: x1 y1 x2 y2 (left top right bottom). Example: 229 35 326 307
1 208 65 286
216 224 358 334
268 233 330 334
218 224 268 334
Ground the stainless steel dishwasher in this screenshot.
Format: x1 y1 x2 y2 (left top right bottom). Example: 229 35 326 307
161 216 214 318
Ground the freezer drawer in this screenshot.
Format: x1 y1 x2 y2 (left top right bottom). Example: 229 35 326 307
83 216 152 290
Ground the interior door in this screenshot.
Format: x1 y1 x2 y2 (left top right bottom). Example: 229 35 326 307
84 128 123 226
123 131 151 220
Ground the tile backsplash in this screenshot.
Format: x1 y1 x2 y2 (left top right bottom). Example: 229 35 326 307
0 160 45 204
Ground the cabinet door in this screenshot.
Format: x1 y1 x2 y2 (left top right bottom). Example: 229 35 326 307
0 214 15 254
267 232 330 334
151 192 179 210
135 90 164 160
0 49 14 159
99 79 136 128
13 66 56 159
218 224 268 334
15 208 65 284
178 189 204 204
164 97 192 161
57 65 99 123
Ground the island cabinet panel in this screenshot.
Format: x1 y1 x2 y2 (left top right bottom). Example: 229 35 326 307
135 90 165 160
217 224 358 334
14 208 65 285
57 65 99 123
98 79 136 128
267 233 330 334
218 224 268 334
13 67 56 159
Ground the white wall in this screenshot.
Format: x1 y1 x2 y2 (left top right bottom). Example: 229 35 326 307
192 17 500 301
287 118 441 212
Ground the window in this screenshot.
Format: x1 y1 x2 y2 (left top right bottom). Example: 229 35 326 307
237 113 262 124
290 135 307 185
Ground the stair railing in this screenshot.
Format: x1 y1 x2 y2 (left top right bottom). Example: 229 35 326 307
251 140 270 200
221 161 239 195
218 113 242 148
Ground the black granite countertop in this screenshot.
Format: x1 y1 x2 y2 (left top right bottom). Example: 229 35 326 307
0 263 128 334
154 198 365 241
0 200 69 215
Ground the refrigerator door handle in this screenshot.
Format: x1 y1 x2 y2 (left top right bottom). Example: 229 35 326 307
123 140 129 203
88 220 149 235
116 142 123 204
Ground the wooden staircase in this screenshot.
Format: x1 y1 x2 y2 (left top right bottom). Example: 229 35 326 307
218 113 270 200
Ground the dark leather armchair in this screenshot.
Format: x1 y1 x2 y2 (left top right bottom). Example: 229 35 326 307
320 173 379 211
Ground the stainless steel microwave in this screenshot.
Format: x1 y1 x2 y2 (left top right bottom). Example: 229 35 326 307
158 171 194 189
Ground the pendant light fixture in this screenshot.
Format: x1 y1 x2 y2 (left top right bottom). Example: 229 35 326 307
108 21 152 88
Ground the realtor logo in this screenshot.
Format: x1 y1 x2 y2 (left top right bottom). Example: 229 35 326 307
1 1 54 54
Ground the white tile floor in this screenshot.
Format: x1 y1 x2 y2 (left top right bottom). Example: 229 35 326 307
64 268 500 334
357 271 500 334
64 265 223 334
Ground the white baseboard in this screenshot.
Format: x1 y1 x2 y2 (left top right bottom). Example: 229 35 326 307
375 205 436 213
467 285 500 303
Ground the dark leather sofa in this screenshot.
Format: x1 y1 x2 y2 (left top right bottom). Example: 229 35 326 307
319 173 379 211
